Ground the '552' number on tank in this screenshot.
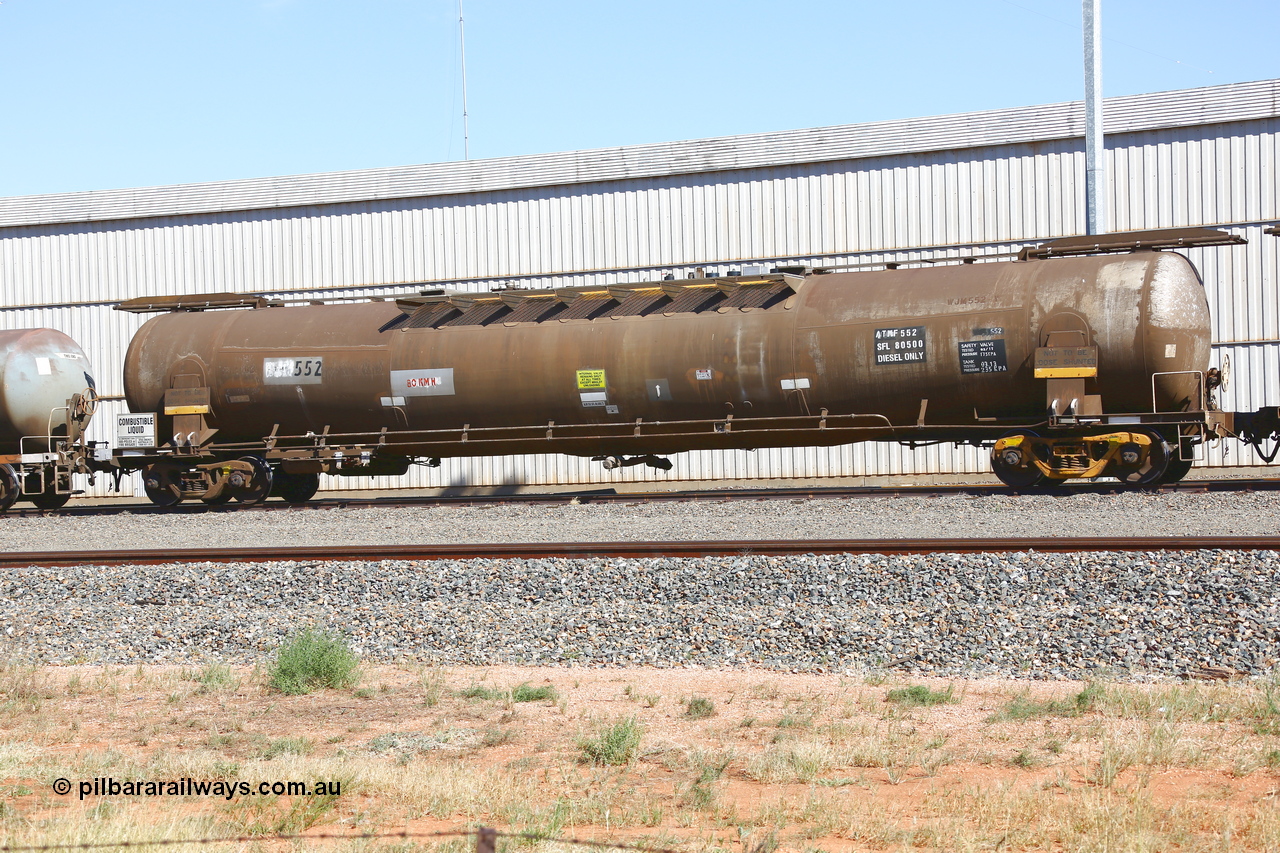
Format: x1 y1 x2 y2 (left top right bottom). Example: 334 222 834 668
262 357 323 384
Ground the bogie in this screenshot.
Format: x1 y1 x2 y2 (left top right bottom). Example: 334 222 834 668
990 429 1188 489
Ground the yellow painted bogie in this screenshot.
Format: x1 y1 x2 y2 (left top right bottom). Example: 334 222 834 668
993 431 1155 481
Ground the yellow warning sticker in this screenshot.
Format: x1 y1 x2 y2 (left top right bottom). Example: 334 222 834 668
576 369 607 390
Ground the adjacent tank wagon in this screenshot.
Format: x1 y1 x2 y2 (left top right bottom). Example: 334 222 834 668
0 328 99 509
110 226 1258 505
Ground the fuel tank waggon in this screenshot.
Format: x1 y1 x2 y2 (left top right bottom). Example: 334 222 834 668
0 328 99 510
122 252 1208 440
115 227 1242 505
0 328 96 452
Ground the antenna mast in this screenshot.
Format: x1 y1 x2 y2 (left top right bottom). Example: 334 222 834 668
459 0 470 161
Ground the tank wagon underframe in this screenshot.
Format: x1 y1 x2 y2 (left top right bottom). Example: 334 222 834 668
89 225 1280 506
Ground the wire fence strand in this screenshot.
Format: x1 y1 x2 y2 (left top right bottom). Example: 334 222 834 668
0 827 684 853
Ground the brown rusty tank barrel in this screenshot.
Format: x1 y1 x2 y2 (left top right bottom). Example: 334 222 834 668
121 250 1210 457
0 328 96 452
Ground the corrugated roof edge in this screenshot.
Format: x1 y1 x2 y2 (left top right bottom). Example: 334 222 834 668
2 78 1277 229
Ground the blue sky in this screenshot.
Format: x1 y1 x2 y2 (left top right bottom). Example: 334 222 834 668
1 0 1277 198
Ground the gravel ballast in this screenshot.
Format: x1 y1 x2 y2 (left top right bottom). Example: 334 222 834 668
1 490 1278 678
4 489 1280 551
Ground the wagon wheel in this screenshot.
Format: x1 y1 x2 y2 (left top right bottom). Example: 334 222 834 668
271 470 320 504
1157 454 1195 485
990 430 1045 488
22 471 72 510
142 460 184 507
0 465 18 513
1113 430 1172 487
229 456 273 506
29 489 71 510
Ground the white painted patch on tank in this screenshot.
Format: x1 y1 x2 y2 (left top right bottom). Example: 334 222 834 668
1081 259 1143 348
1148 254 1204 331
808 335 827 377
1095 258 1146 293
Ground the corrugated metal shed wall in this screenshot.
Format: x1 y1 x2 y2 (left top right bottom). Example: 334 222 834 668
4 79 1276 229
0 86 1277 494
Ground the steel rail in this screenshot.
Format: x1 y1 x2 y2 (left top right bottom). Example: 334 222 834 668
6 536 1280 568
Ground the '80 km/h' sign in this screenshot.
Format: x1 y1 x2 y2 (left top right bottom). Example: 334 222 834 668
389 368 456 397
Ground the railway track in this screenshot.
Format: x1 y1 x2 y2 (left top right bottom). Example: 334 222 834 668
7 536 1280 568
11 476 1280 518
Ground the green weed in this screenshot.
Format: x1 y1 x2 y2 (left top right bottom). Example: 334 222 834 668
989 687 1098 722
458 684 507 701
194 663 239 694
885 685 954 707
267 629 360 696
511 682 557 703
258 737 313 759
579 717 643 765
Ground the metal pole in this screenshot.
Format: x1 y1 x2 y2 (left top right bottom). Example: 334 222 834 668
1083 0 1105 234
459 0 470 161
